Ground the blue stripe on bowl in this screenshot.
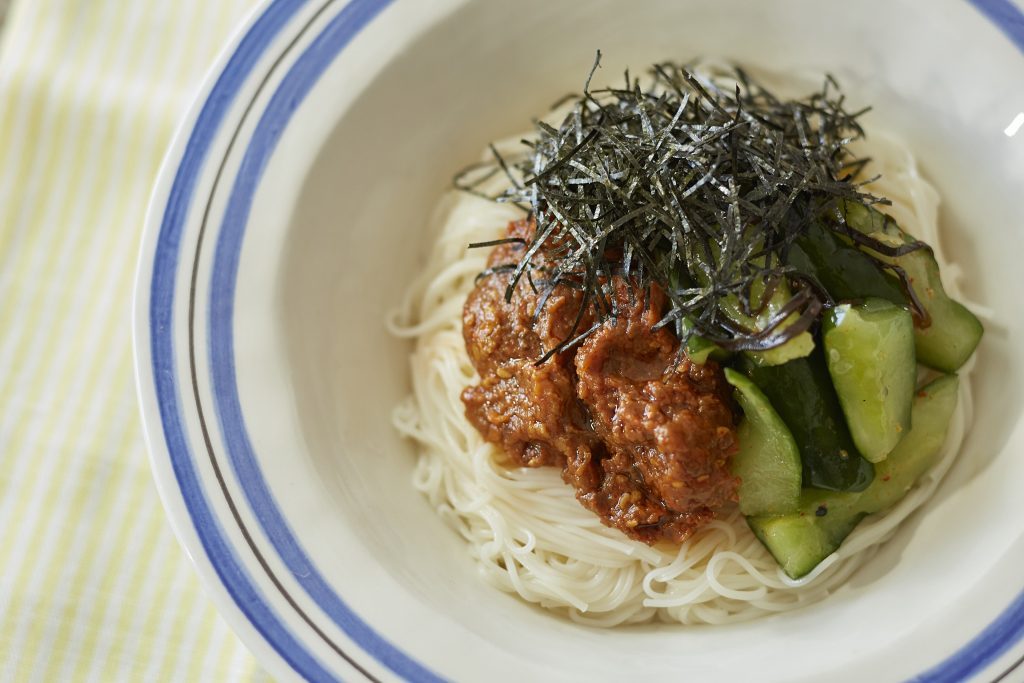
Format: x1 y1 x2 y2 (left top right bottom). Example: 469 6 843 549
207 0 443 681
912 588 1024 682
968 0 1024 53
149 0 1024 681
151 0 391 680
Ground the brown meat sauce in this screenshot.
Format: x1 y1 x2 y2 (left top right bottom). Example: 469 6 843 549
462 220 739 544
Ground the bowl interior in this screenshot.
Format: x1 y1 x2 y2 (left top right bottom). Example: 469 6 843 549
233 0 1024 679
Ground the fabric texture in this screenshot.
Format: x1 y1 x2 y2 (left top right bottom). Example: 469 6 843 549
0 0 272 680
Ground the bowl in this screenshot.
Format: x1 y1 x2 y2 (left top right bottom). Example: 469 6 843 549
132 0 1024 680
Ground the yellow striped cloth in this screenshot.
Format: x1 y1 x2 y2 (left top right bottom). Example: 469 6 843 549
0 0 272 680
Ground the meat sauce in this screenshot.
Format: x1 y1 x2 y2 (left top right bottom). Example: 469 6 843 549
462 219 739 544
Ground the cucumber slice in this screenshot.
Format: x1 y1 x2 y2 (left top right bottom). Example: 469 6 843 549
748 374 960 578
748 509 863 579
686 335 728 364
859 374 959 512
680 317 731 365
841 202 983 372
709 269 814 366
748 331 815 367
787 221 908 307
742 348 874 493
900 250 982 372
823 299 916 462
725 368 802 516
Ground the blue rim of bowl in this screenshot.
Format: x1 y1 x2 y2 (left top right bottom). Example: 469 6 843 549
145 0 1024 680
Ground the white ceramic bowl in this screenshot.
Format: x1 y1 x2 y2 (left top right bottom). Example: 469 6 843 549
133 0 1024 680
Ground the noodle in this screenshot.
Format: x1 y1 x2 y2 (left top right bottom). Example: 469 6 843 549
387 71 976 626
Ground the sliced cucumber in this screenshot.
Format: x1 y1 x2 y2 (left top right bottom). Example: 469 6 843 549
742 348 874 493
747 330 815 367
823 299 916 462
725 368 802 516
686 335 729 364
748 374 959 579
841 202 983 372
714 272 814 366
748 508 862 579
855 374 959 512
787 221 908 307
680 317 731 365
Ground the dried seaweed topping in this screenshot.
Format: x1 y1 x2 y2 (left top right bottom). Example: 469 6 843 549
457 53 914 359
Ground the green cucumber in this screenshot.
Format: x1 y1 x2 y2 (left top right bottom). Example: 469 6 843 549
686 335 729 365
841 201 983 372
746 330 815 367
742 348 874 493
693 261 814 366
680 318 731 365
852 374 959 511
787 221 908 307
725 368 802 516
823 299 916 462
748 508 863 579
748 374 959 578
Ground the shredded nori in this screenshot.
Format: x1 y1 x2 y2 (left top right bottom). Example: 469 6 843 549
456 53 911 360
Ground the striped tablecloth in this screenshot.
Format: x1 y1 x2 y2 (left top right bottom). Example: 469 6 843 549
0 1 272 679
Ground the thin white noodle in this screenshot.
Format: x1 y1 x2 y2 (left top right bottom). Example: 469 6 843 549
389 68 976 625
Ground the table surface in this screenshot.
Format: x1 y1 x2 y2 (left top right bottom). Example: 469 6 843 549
0 0 273 680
